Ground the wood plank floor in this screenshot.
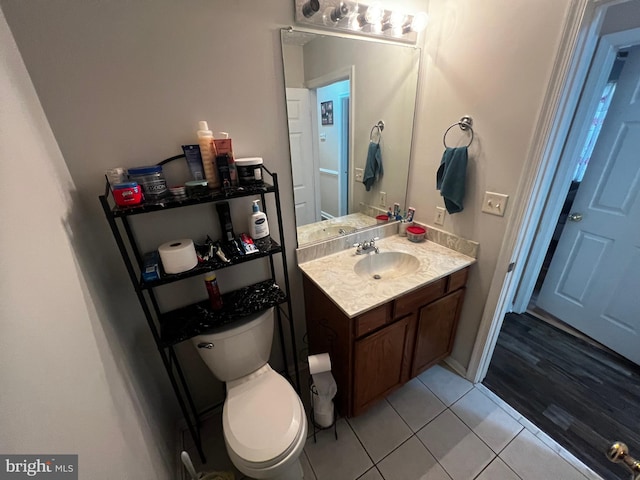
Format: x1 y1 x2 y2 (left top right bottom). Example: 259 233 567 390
484 312 640 480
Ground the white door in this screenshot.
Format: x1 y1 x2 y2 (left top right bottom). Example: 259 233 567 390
286 88 318 226
537 46 640 364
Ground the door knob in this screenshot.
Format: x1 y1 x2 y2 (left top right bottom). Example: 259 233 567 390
568 212 583 222
607 442 640 479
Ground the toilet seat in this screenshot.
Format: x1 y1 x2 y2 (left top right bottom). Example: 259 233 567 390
223 365 305 467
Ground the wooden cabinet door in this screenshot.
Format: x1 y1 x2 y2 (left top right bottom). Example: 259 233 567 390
411 289 465 377
353 316 413 415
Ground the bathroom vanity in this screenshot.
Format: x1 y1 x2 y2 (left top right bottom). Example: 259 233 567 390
298 234 475 417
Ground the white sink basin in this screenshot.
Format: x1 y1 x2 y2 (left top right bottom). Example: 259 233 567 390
354 252 421 280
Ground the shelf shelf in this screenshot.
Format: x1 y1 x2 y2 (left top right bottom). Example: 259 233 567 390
109 183 275 217
140 238 282 289
159 279 287 347
99 164 300 464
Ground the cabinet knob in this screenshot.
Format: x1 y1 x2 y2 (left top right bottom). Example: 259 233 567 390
197 342 214 349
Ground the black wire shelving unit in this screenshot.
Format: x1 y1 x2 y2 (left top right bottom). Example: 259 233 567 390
99 159 300 463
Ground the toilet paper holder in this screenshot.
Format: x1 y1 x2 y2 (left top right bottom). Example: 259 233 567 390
309 376 338 443
308 353 338 443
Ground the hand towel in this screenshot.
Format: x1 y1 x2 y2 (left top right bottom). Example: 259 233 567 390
436 146 468 214
362 141 383 192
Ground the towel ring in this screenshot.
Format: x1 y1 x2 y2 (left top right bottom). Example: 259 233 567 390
370 120 385 143
443 116 474 148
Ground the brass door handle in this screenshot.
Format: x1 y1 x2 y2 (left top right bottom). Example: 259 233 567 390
568 212 583 222
607 442 640 479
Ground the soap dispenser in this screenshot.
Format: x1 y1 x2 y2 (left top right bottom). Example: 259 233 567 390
249 200 270 242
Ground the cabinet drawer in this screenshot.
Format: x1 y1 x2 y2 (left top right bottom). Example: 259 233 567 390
355 303 392 338
448 268 469 292
394 278 446 319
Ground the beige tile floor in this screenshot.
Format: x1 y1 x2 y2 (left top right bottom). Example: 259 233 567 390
181 364 604 480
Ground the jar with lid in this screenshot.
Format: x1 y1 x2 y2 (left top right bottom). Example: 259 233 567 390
127 165 168 199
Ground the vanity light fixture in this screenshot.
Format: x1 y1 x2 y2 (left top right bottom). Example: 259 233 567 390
294 0 427 44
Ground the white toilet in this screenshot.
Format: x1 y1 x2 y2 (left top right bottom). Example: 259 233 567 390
192 307 307 480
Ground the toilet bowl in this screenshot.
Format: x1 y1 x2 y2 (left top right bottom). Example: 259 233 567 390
192 308 307 480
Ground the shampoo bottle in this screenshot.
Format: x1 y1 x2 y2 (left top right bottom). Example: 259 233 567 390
249 200 270 242
197 121 220 189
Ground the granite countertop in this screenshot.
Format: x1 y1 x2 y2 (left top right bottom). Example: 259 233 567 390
298 235 476 318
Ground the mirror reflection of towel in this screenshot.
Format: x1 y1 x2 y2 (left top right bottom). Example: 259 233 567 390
436 147 468 214
363 141 383 192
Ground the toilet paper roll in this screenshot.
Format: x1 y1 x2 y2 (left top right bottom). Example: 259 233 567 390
158 238 198 274
308 353 332 375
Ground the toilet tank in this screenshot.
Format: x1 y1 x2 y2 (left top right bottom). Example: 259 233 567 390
191 307 274 382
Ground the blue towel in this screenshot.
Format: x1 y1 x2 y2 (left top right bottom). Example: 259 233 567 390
436 147 468 214
362 141 383 192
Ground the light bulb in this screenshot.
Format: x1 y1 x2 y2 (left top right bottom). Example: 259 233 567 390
364 2 384 24
323 1 358 25
350 12 367 31
302 0 320 18
411 12 429 32
389 11 406 27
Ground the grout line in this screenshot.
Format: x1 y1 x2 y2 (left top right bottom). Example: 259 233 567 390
446 403 500 456
372 433 416 467
412 411 467 480
345 414 378 467
384 396 420 433
355 466 379 480
303 450 319 480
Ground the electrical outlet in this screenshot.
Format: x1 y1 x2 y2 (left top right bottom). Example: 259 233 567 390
379 191 387 207
435 206 446 225
482 191 509 216
355 168 364 181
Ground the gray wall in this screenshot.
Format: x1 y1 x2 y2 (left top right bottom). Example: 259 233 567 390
0 8 174 479
0 0 302 412
407 0 573 367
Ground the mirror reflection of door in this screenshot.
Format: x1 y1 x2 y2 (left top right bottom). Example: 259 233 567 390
317 80 350 220
286 88 318 226
286 80 350 226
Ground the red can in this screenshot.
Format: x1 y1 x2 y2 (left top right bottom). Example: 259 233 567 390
113 182 143 206
204 273 223 310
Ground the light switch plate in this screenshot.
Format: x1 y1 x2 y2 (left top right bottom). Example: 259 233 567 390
482 191 509 216
435 206 446 225
379 191 387 207
355 168 364 181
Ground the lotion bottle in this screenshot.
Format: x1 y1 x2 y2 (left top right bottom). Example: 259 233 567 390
249 200 270 241
197 121 220 189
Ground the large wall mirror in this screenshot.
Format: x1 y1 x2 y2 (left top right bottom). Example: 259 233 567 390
281 28 421 246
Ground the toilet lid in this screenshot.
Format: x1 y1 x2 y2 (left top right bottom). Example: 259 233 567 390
223 370 303 464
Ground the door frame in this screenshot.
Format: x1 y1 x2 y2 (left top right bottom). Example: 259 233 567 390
466 0 639 383
307 66 356 216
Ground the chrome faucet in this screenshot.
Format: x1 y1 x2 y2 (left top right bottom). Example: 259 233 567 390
354 237 380 255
